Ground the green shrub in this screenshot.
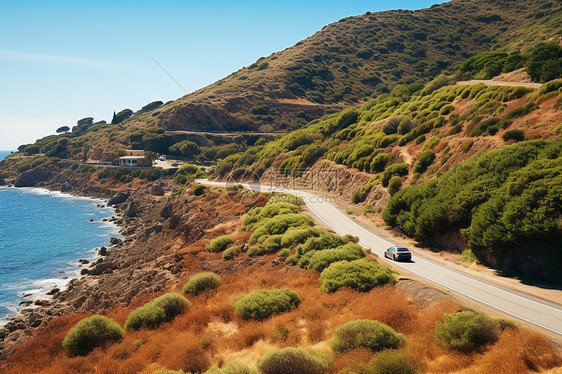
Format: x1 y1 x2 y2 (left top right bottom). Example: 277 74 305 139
223 245 243 260
125 293 191 330
369 350 418 374
278 248 291 258
382 163 409 187
363 205 375 214
435 311 501 352
413 151 435 174
206 235 234 252
247 245 264 256
243 203 300 229
387 176 402 196
320 259 396 293
263 235 283 253
62 315 124 357
183 272 221 295
331 320 404 353
370 153 390 173
250 214 314 244
234 288 300 320
257 347 330 374
300 243 365 272
280 227 316 248
502 129 525 142
297 231 351 255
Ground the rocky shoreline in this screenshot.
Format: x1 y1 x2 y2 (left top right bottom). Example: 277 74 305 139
0 171 188 359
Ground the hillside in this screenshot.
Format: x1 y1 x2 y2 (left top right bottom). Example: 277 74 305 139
130 0 562 134
214 74 562 281
1 188 560 373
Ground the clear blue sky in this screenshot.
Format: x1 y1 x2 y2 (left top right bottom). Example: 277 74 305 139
0 0 442 150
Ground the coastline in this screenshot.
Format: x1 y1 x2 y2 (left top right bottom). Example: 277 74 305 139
0 185 122 327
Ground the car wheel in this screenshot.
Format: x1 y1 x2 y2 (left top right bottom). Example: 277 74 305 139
393 254 396 261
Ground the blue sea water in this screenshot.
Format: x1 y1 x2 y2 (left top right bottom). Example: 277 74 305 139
0 173 119 323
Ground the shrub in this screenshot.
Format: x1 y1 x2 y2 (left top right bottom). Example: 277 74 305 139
206 235 234 252
234 288 300 320
319 259 395 293
387 176 402 196
370 153 390 173
183 272 221 295
278 248 291 258
331 320 404 353
247 245 264 256
250 214 314 244
257 347 330 374
281 227 322 248
297 231 350 255
205 361 256 374
300 244 365 272
369 350 418 374
263 235 283 253
125 293 191 330
413 151 435 173
435 310 501 352
382 163 409 187
502 129 525 142
223 245 243 260
62 315 124 357
363 205 375 214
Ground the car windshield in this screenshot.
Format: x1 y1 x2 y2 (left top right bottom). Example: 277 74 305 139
397 248 409 252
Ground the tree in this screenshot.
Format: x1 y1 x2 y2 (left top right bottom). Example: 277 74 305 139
56 126 70 134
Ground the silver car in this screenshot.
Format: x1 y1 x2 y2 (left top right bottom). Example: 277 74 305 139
384 246 412 261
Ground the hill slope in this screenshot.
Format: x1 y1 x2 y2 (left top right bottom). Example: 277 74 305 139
127 0 562 134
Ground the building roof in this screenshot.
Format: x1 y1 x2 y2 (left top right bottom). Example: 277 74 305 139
120 156 147 160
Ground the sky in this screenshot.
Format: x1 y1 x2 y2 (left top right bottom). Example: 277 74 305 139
0 0 443 150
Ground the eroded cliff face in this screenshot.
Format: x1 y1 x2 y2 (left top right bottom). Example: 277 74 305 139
0 174 255 359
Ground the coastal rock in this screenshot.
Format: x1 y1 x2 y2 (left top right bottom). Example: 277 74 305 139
125 201 138 217
90 262 118 276
145 224 162 237
160 203 173 219
99 246 108 256
0 179 5 186
108 191 130 206
13 166 52 187
150 184 165 196
110 237 122 245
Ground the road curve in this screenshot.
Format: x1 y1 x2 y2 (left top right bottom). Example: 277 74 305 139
197 179 562 336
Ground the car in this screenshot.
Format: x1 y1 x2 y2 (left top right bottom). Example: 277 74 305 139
384 246 412 261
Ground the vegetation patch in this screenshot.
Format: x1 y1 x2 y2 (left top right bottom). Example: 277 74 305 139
331 319 404 353
183 272 221 295
63 315 124 357
206 235 234 252
125 293 191 330
234 288 300 320
320 258 395 293
435 311 503 352
257 347 330 374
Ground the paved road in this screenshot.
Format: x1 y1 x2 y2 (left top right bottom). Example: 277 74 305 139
456 80 542 89
166 130 284 137
197 179 562 337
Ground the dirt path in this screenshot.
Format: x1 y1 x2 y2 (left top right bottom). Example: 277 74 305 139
456 80 542 89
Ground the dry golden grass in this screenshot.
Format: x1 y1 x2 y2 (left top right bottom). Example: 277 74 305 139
1 206 560 374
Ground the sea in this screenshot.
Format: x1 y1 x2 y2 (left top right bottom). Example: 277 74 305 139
0 150 120 324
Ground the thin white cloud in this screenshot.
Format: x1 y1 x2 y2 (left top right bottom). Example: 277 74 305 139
0 50 123 69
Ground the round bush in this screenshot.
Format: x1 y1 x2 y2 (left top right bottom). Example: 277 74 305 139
300 243 365 272
257 347 330 374
435 310 500 352
223 245 243 260
369 349 418 374
183 272 221 295
331 320 404 353
206 235 234 252
125 293 191 330
319 259 396 293
63 315 124 357
234 288 300 320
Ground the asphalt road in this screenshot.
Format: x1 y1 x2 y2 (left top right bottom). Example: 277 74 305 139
197 179 562 337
